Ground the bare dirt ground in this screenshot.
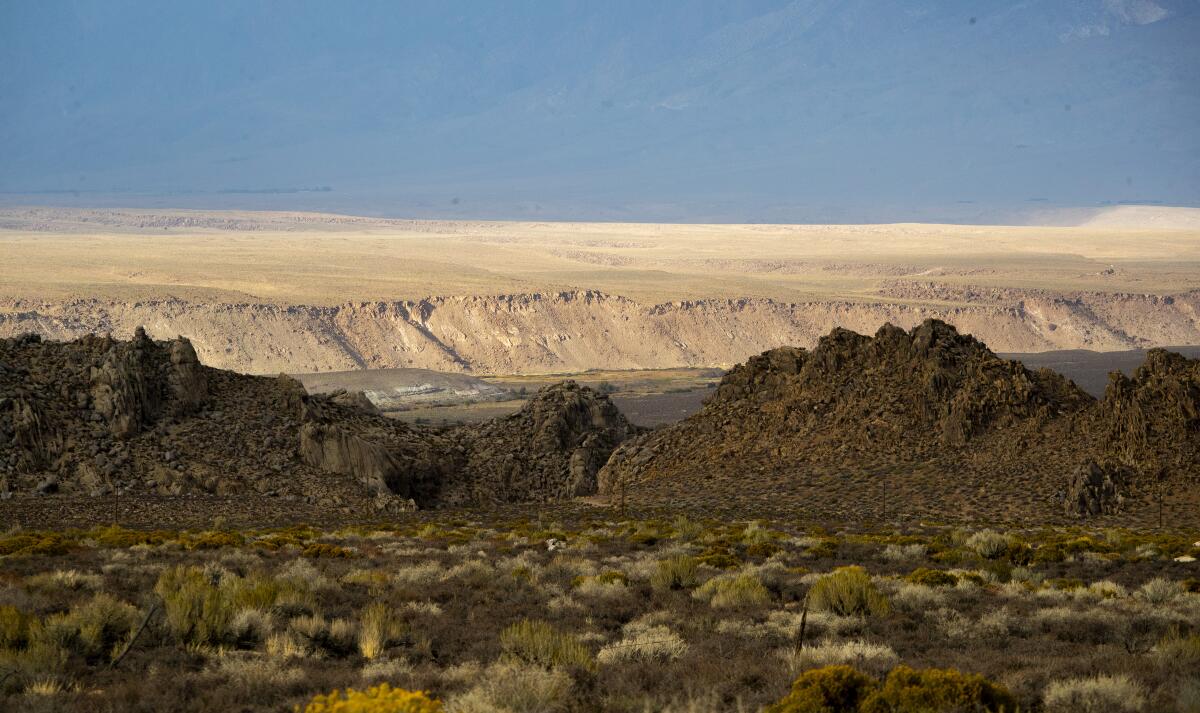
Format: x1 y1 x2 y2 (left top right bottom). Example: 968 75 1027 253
1 206 1199 374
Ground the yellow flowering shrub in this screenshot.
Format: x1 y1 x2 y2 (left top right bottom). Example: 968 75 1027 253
297 684 443 713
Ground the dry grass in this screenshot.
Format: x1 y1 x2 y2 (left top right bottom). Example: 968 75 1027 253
0 518 1198 711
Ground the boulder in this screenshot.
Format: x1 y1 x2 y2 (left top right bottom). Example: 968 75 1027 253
168 337 207 413
299 421 408 496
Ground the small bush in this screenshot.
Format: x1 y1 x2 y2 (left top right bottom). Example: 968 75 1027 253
571 570 628 588
155 565 236 646
0 605 33 649
1044 674 1145 713
597 624 687 664
748 541 782 558
809 567 890 617
185 531 245 550
764 664 879 713
696 547 742 570
303 543 355 559
1032 544 1066 563
58 592 140 660
892 583 947 611
905 568 958 588
359 602 405 660
694 573 772 609
966 530 1011 560
650 556 699 591
1136 578 1183 605
780 639 899 678
500 619 592 670
865 665 1017 712
1153 630 1200 674
450 662 572 713
882 544 927 562
298 683 444 713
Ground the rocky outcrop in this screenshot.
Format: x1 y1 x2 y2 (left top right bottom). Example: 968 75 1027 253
3 331 637 507
297 392 450 503
8 396 61 473
296 380 639 507
447 382 642 505
598 319 1198 524
168 338 208 414
1099 348 1199 483
1063 461 1127 517
87 328 208 439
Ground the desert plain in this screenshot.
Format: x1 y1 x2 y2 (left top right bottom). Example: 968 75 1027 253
2 205 1200 377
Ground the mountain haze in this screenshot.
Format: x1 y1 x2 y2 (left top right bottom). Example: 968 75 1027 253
2 1 1197 221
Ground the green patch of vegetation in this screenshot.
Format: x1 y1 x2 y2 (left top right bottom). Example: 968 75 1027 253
809 566 890 617
767 664 1016 713
696 546 742 570
905 567 958 588
649 555 699 591
182 530 246 550
868 665 1018 712
302 543 355 558
695 573 772 609
0 532 73 557
765 664 878 713
90 525 170 548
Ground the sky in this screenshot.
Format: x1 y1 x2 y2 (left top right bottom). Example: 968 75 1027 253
1 0 1197 222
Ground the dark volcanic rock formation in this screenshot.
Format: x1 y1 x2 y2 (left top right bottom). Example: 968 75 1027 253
448 382 643 505
1062 461 1128 517
1100 349 1200 484
0 331 637 508
296 380 640 507
297 387 452 504
599 319 1199 524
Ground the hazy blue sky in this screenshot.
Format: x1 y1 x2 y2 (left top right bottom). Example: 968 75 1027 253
1 1 1197 221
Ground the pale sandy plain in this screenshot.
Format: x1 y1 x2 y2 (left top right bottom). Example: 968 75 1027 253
2 205 1199 375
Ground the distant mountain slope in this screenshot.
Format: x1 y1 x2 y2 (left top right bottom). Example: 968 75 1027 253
2 1 1197 221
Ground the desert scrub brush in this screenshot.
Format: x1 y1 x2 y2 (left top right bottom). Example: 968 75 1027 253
297 683 443 713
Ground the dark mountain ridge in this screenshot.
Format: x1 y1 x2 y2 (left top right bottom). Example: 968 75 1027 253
599 320 1199 524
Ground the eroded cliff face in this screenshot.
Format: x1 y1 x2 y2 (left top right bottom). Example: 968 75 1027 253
2 288 1198 375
